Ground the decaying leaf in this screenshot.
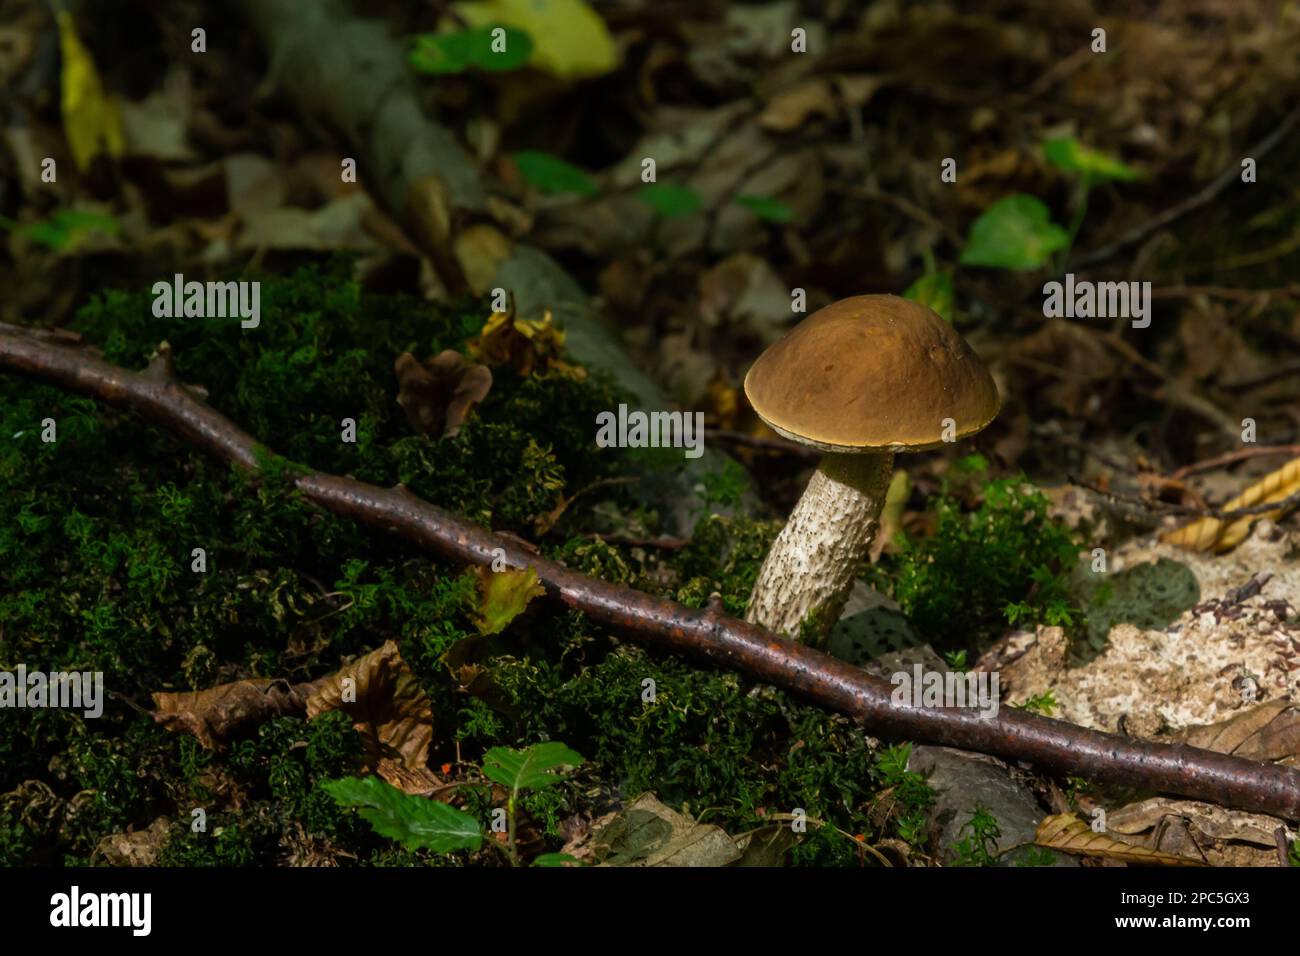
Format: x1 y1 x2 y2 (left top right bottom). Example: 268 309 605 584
1034 813 1204 866
473 565 546 636
395 349 493 438
152 677 325 749
56 10 125 171
467 309 584 378
1170 700 1300 763
306 640 435 778
563 792 744 867
94 817 172 867
1162 457 1300 553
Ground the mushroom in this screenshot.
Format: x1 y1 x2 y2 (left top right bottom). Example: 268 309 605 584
742 295 1001 638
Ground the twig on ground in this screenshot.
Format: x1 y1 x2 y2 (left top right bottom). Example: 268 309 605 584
4 325 1300 820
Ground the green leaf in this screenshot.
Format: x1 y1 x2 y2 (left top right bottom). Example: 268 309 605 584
322 777 482 853
532 852 584 867
903 271 955 322
637 183 702 218
733 194 794 223
959 194 1068 271
1042 138 1140 182
474 566 545 635
482 742 584 795
1 210 119 250
409 25 533 75
511 150 598 197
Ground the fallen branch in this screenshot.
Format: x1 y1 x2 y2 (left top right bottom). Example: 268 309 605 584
4 326 1300 820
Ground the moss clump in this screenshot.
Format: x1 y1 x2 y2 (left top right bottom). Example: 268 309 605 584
0 263 908 867
878 465 1083 651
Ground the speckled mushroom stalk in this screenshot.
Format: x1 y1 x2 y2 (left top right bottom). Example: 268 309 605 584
744 450 894 638
740 294 1001 641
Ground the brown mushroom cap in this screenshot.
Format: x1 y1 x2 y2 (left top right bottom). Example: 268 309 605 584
743 295 1001 452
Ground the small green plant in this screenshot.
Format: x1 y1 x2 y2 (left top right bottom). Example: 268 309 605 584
950 806 1001 867
959 138 1139 274
409 25 533 74
1016 846 1058 867
942 649 968 671
1015 690 1059 717
324 742 584 866
872 744 934 849
695 458 750 515
1290 839 1300 868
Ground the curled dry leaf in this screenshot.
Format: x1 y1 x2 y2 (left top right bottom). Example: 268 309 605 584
1034 813 1205 866
305 640 435 777
1162 457 1300 553
468 308 584 379
395 349 493 438
152 677 326 749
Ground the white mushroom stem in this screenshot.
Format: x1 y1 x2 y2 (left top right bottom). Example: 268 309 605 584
745 451 895 639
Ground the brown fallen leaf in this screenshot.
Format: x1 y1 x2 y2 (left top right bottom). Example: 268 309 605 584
1170 700 1300 763
305 640 434 776
564 793 743 867
1034 813 1204 866
395 349 493 439
94 816 172 867
152 677 326 749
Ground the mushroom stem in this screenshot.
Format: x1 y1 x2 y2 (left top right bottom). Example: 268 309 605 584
745 451 894 639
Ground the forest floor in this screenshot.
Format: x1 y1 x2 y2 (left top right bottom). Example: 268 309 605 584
1 0 1299 868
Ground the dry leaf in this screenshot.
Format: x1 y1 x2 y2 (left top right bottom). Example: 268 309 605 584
759 78 838 132
1162 457 1300 552
468 309 583 378
56 10 124 171
306 640 435 776
566 793 744 867
395 349 493 438
453 223 514 296
152 677 324 749
1171 700 1300 763
1035 813 1205 866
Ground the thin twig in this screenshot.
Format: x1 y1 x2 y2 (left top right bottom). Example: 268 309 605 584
1071 475 1300 521
1068 104 1300 270
3 326 1300 820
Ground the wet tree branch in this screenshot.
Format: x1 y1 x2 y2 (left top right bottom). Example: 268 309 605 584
3 325 1300 821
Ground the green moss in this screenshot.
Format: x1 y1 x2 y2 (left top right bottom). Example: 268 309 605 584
878 472 1083 650
0 263 913 867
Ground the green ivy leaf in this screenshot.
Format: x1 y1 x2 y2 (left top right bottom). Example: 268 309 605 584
1042 138 1140 182
409 25 533 75
511 150 599 196
637 183 701 217
903 271 955 322
733 194 794 223
959 194 1068 271
322 777 483 852
482 742 584 796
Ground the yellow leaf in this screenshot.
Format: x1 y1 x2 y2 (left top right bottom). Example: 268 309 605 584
474 566 546 635
1035 813 1204 866
56 10 125 171
469 308 584 379
1162 457 1300 553
451 0 618 79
